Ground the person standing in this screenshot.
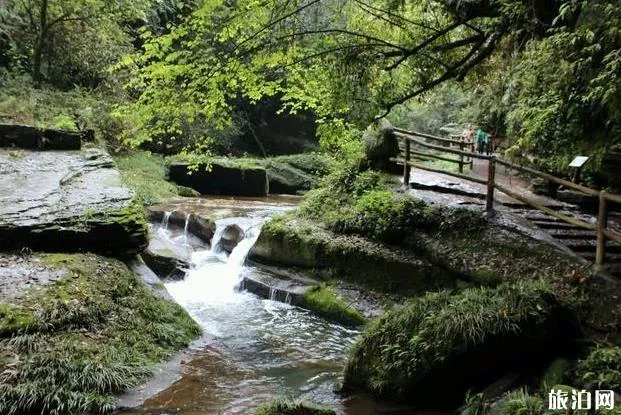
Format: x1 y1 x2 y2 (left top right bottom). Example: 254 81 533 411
475 127 486 154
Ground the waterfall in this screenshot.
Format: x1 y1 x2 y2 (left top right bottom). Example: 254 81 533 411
269 287 278 301
167 217 266 305
182 213 190 243
161 211 172 229
284 292 292 305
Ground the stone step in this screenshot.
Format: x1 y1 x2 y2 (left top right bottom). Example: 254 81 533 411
564 240 621 253
238 266 314 305
532 221 586 230
580 252 621 262
546 229 597 240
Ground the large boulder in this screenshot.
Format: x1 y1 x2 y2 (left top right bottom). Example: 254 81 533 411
0 148 148 255
363 118 399 172
0 123 91 150
169 160 269 197
342 282 578 408
262 153 333 195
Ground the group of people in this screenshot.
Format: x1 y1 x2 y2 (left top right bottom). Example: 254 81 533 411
462 125 494 155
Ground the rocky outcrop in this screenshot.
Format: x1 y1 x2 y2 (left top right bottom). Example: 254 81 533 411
169 161 268 197
248 217 454 294
141 248 189 280
0 148 148 255
363 118 399 172
221 224 244 253
0 123 92 150
262 154 333 195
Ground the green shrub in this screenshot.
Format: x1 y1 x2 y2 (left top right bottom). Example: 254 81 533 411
460 391 487 415
500 388 544 415
575 347 621 391
343 280 557 401
252 399 336 415
300 285 365 327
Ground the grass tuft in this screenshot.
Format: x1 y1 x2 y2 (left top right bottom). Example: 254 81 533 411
252 399 336 415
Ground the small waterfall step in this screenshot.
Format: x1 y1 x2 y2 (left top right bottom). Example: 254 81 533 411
239 266 317 306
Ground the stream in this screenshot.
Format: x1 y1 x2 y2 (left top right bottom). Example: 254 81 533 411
119 197 390 414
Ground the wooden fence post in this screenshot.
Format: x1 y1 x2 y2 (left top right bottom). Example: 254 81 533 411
596 191 608 267
458 138 464 174
403 138 411 187
486 156 496 213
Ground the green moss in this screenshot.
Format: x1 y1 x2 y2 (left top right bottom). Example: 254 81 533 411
0 253 200 415
300 284 365 327
252 399 336 415
114 151 180 206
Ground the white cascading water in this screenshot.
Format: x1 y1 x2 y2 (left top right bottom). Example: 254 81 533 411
147 204 359 414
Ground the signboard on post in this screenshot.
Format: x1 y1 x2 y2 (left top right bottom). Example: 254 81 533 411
569 156 589 168
569 156 589 183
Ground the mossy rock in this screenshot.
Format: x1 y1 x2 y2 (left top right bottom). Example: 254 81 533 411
252 400 335 415
168 160 268 197
363 118 399 172
248 215 454 294
298 284 365 327
0 252 200 414
343 281 580 408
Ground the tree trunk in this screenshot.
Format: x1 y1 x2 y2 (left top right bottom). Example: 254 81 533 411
33 0 48 86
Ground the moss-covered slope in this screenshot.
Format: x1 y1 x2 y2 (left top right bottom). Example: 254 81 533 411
0 253 200 415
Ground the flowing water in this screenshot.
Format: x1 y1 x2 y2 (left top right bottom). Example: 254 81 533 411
122 197 370 414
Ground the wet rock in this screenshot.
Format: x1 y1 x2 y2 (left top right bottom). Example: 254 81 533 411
169 160 268 197
0 123 86 150
363 118 399 172
248 217 454 294
530 178 558 197
220 224 244 253
262 154 333 195
146 208 215 244
142 249 189 280
0 148 148 255
187 214 216 243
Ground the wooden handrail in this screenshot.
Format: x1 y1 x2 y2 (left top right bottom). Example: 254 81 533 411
391 158 487 185
495 158 599 197
603 192 621 205
394 128 471 146
394 132 491 160
495 183 597 231
409 150 462 164
603 228 621 244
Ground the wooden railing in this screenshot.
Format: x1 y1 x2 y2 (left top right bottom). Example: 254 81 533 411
392 128 621 269
394 128 474 174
